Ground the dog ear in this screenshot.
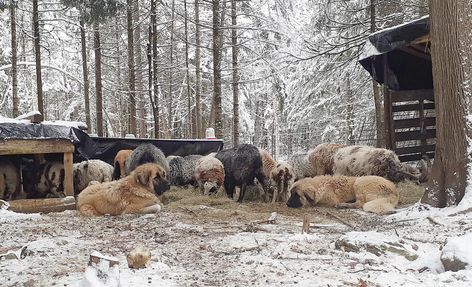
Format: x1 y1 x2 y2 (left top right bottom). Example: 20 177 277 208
135 168 151 186
303 191 316 206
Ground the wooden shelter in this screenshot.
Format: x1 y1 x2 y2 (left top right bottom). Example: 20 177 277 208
0 138 75 196
360 16 435 162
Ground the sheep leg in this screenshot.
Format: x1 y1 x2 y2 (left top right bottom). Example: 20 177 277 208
256 173 272 203
272 181 282 203
224 181 235 199
237 183 247 203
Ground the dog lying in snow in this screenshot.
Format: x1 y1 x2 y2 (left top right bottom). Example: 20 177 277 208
286 175 398 214
77 163 169 216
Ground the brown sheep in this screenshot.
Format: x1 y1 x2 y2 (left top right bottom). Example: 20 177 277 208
332 145 419 183
270 161 295 203
112 149 133 180
194 154 225 195
286 175 398 214
258 148 277 202
308 143 347 175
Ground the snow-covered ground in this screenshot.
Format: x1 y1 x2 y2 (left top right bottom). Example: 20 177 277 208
1 192 472 287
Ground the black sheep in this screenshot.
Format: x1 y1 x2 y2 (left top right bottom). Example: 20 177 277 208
215 144 267 202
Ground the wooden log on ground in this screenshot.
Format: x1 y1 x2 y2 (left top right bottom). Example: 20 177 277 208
7 196 76 213
302 214 310 234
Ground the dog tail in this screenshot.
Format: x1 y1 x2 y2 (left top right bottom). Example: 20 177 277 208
362 198 396 214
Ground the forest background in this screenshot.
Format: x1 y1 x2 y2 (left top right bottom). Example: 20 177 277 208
0 0 428 158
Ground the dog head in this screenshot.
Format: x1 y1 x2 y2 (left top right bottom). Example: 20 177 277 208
133 163 170 196
286 184 316 208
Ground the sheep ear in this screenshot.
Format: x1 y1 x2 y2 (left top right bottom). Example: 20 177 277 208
135 169 151 186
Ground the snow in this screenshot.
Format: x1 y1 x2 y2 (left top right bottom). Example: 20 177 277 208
359 15 429 60
0 114 88 130
442 234 472 269
0 115 29 124
0 209 41 224
2 200 472 286
42 120 88 130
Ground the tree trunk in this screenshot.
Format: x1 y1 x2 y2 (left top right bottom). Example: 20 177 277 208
184 0 192 138
194 0 202 138
421 0 472 207
147 34 156 139
231 0 239 147
212 0 223 139
93 22 104 137
10 0 18 118
33 0 44 117
134 0 146 138
127 0 137 136
114 17 126 137
79 17 91 132
167 0 176 138
346 75 355 144
370 0 384 148
151 0 160 138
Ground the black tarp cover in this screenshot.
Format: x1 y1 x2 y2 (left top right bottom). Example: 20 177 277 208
0 123 224 164
91 137 224 165
359 16 432 91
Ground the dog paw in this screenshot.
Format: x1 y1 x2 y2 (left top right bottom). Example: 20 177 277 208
142 204 161 214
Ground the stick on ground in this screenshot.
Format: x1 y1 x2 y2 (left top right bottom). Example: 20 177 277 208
326 211 355 229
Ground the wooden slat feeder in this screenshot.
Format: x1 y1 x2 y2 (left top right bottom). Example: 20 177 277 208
0 138 75 197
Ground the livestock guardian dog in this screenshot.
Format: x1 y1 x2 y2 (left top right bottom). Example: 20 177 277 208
77 163 170 217
286 175 398 214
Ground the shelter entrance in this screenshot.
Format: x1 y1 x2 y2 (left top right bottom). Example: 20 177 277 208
360 16 435 162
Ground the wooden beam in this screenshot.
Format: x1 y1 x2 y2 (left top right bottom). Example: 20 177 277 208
64 152 74 196
395 129 436 141
392 102 435 112
398 46 431 61
390 89 434 102
411 34 430 45
395 144 436 155
383 54 395 149
399 152 435 163
394 117 436 129
0 139 74 155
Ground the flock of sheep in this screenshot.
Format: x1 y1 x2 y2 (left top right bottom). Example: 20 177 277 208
0 142 428 214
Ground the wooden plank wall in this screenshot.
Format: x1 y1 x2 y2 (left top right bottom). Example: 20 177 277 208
385 89 436 162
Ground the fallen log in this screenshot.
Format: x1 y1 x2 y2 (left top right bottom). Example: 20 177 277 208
7 196 76 213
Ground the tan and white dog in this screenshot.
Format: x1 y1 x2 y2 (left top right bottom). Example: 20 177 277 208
286 175 398 214
77 163 169 216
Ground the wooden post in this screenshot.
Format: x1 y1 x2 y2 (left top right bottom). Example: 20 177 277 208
64 152 74 196
419 99 427 155
383 54 395 150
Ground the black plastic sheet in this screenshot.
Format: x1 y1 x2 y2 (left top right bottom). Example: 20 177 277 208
0 123 224 164
90 137 224 165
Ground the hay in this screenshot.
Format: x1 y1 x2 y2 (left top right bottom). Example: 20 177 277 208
396 180 425 206
161 185 324 222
